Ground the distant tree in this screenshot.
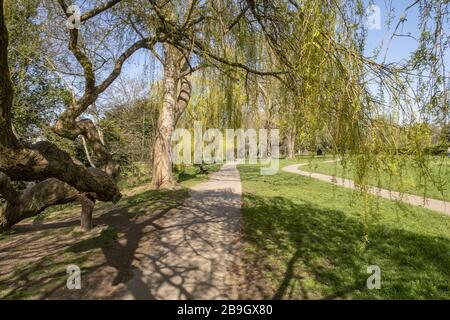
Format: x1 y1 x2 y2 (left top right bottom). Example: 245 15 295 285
102 82 162 171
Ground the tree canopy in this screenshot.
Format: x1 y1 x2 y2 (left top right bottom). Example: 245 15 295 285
0 0 448 232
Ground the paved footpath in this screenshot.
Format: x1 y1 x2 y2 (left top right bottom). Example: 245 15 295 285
119 162 247 299
283 161 450 216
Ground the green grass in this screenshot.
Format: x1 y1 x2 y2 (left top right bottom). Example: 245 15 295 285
300 156 450 201
65 226 118 253
0 188 190 299
175 163 222 187
118 163 222 189
239 159 450 299
0 231 94 299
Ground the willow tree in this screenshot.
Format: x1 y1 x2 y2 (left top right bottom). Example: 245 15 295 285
240 0 449 193
123 0 448 189
119 0 290 188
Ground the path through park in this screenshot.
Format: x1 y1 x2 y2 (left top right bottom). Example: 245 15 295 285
116 162 248 299
0 162 270 300
283 161 450 215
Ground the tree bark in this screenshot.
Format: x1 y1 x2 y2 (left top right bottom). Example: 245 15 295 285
152 45 178 189
0 0 18 150
0 141 120 202
0 177 79 232
81 135 96 168
79 194 95 231
286 126 296 158
152 44 192 189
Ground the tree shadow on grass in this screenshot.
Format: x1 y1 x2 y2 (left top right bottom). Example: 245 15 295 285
56 189 189 299
242 193 450 299
56 186 247 299
0 189 188 299
1 185 250 299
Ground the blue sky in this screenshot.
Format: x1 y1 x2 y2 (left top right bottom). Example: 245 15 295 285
365 0 449 68
364 0 420 64
362 0 449 122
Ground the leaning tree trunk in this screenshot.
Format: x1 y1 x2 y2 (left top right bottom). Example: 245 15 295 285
152 44 192 189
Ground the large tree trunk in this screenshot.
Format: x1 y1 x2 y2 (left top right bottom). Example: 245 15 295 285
152 44 178 189
152 44 192 189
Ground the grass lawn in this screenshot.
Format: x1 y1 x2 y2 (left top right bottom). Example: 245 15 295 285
239 159 450 299
175 163 222 188
300 156 450 201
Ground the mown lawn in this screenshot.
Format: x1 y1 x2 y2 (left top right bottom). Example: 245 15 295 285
175 163 222 188
300 156 450 201
239 159 450 299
